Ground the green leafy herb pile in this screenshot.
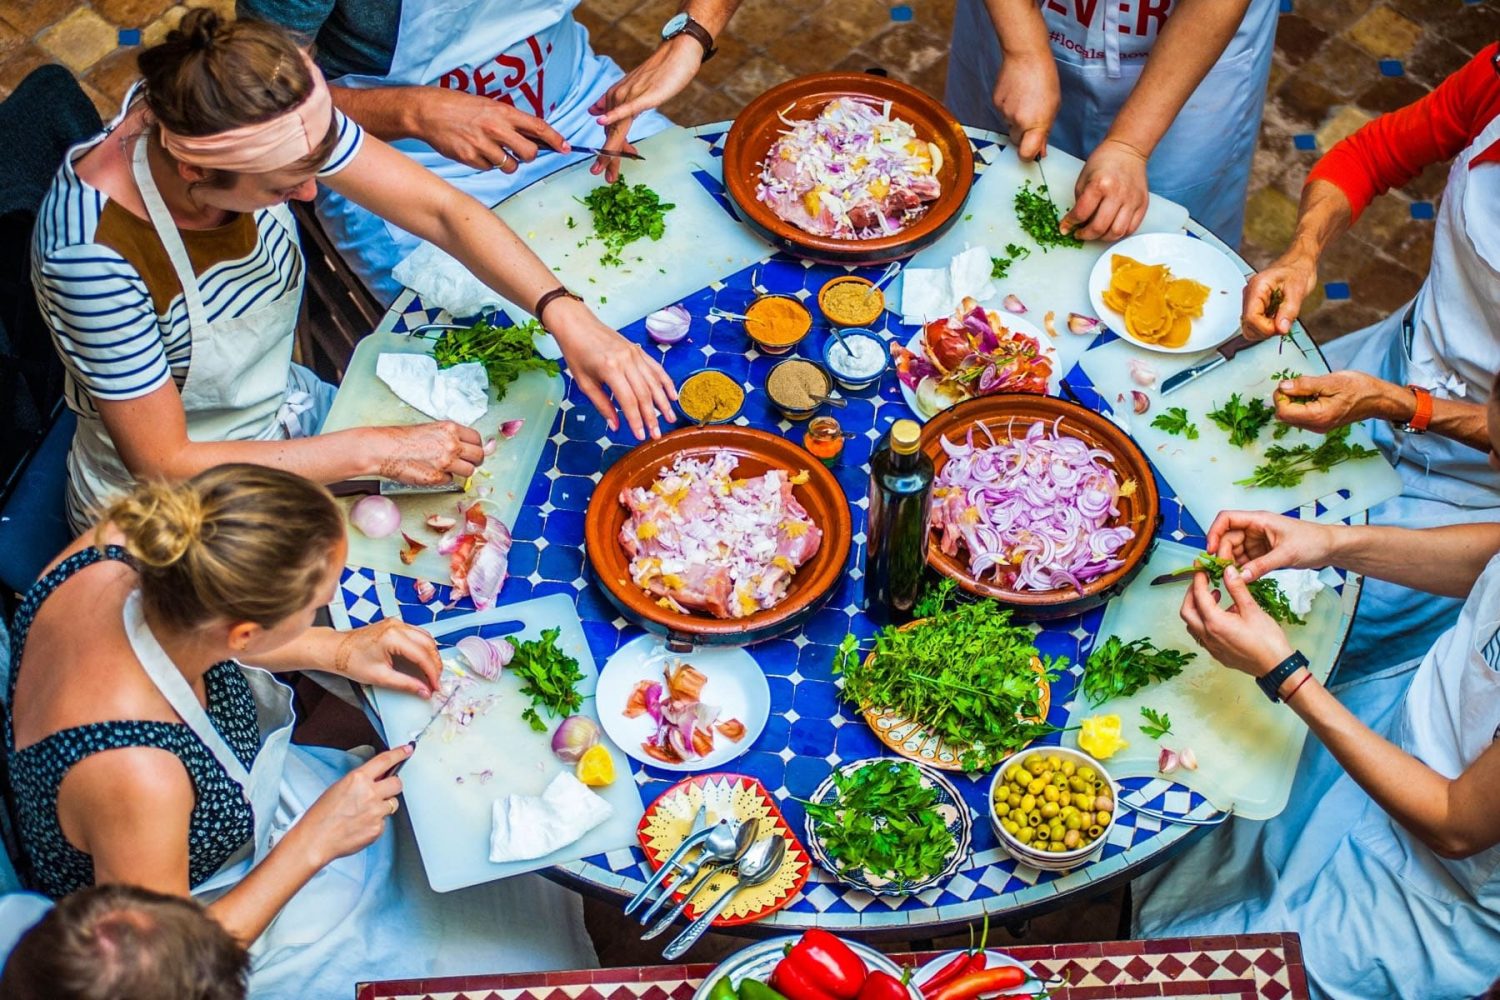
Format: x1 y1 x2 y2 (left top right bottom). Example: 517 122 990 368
803 760 955 882
1207 393 1277 448
578 177 675 267
990 242 1032 280
1236 424 1380 490
431 317 559 399
1151 407 1199 439
1182 553 1306 626
508 627 585 731
1139 706 1173 740
835 580 1061 771
1014 181 1084 252
1081 635 1197 706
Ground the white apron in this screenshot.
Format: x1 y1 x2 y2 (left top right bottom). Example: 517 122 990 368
1321 111 1500 676
945 0 1277 244
314 0 668 303
65 139 324 531
122 591 595 999
1133 552 1500 1000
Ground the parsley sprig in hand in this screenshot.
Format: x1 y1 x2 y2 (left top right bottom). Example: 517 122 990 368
1165 553 1306 626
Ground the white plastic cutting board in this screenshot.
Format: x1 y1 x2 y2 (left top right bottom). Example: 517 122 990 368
1079 334 1403 530
319 330 562 580
487 127 769 328
1064 540 1342 820
894 143 1192 375
369 595 645 892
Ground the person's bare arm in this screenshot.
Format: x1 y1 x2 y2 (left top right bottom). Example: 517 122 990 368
979 0 1058 161
1271 370 1491 452
1242 180 1353 339
324 137 677 439
1064 0 1250 241
95 384 484 488
242 620 443 701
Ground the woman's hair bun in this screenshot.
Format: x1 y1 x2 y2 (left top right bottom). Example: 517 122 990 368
107 482 206 570
177 8 224 51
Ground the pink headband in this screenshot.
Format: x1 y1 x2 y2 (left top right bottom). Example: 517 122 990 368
158 55 334 174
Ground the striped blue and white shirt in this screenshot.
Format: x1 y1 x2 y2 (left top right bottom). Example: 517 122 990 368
31 108 364 418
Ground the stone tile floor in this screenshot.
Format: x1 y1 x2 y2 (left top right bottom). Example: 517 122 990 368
1 0 1492 962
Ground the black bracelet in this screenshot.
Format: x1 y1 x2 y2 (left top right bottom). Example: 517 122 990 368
534 286 582 325
1256 650 1309 703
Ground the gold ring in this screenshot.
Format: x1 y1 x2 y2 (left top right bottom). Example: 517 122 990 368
388 798 400 816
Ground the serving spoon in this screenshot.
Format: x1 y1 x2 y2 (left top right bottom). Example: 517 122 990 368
639 819 757 936
663 835 786 960
624 806 710 916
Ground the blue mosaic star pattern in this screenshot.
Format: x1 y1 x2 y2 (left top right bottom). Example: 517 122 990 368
331 125 1359 931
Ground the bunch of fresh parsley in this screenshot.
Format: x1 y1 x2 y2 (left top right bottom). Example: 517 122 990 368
990 242 1032 280
508 628 585 732
1236 425 1380 490
1207 393 1277 448
803 760 955 882
1151 407 1199 439
1181 553 1306 626
836 580 1061 771
1081 635 1197 706
431 317 559 399
1014 181 1084 251
579 177 675 267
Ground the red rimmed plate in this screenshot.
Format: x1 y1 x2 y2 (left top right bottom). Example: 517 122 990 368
636 773 810 926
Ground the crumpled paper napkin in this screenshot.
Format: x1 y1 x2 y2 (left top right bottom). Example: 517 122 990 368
375 353 489 425
392 241 504 319
489 771 614 863
900 245 996 325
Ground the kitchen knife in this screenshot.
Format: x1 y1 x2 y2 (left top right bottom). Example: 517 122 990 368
567 145 645 160
386 685 464 777
1159 333 1256 396
328 478 464 497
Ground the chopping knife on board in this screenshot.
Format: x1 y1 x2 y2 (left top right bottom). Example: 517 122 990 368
386 685 463 777
1159 333 1257 396
328 478 464 497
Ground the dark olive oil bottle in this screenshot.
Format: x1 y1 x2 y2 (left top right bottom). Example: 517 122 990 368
864 419 934 624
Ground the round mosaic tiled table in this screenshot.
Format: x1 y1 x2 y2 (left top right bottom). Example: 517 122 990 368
328 123 1362 933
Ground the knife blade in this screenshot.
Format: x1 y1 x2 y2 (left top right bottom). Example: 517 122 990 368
328 478 464 497
386 685 464 777
568 145 645 160
1159 333 1257 396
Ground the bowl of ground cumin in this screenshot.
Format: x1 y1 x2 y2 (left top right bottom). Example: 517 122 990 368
677 369 746 425
766 358 834 421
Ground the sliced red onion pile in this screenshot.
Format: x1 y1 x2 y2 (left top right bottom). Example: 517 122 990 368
930 419 1136 592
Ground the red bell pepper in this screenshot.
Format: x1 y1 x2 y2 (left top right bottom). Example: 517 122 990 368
773 931 869 1000
925 967 1026 1000
855 971 909 1000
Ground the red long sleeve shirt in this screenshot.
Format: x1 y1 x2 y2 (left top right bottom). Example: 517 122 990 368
1307 42 1500 224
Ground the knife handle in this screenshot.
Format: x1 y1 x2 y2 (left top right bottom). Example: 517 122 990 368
328 479 381 497
1217 332 1256 362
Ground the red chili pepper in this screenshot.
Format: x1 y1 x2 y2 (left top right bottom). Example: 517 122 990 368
855 971 909 1000
771 960 842 1000
775 930 869 1000
918 953 971 997
962 953 987 975
926 967 1027 1000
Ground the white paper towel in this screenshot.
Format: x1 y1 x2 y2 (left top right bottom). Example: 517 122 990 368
374 354 490 425
488 771 614 863
900 245 996 324
392 241 503 319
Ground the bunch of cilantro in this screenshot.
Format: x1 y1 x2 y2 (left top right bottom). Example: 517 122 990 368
802 760 955 883
835 580 1061 771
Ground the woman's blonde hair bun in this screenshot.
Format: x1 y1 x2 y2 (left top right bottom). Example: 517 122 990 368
109 482 207 570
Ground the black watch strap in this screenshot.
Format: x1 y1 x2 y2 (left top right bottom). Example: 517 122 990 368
672 17 717 61
534 285 582 325
1256 650 1309 703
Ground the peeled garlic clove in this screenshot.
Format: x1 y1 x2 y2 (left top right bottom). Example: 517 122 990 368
1158 747 1180 774
1067 312 1101 335
1002 294 1027 314
425 514 457 532
499 419 525 439
1128 359 1158 387
1131 390 1150 414
1180 747 1199 771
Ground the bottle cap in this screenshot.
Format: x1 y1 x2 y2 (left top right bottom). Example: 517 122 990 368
890 419 921 455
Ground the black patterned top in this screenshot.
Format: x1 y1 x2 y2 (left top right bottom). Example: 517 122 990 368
4 546 262 898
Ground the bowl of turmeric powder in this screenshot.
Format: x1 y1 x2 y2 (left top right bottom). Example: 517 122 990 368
744 294 813 355
677 369 746 425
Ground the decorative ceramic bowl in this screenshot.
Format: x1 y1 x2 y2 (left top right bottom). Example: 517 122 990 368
584 426 852 648
722 73 975 265
919 394 1159 619
988 746 1118 872
821 330 889 392
744 293 813 355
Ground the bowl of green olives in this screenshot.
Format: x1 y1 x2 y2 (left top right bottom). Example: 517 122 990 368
988 747 1117 871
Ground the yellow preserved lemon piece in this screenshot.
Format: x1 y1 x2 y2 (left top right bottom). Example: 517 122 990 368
576 745 615 787
636 520 659 540
661 573 685 590
803 185 827 218
781 520 809 538
868 176 890 201
1078 715 1128 760
1165 277 1210 314
790 470 810 485
1105 254 1214 348
772 555 796 573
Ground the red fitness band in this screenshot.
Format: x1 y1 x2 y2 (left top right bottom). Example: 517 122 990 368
1284 672 1314 703
1403 384 1433 434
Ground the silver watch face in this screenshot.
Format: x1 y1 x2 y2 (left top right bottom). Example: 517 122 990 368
662 12 688 38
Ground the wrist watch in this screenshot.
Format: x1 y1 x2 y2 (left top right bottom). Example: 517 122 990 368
1256 650 1309 703
1398 384 1433 434
661 11 717 61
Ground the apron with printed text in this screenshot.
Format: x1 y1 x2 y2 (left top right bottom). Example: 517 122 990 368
1320 111 1500 675
66 137 318 530
314 0 668 303
945 0 1277 244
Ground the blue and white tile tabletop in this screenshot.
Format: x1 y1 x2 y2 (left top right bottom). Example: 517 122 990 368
330 124 1362 931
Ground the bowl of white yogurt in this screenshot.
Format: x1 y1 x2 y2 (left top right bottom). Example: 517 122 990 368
822 329 889 391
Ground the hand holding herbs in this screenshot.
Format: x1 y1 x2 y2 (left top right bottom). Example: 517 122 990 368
836 581 1059 771
508 627 585 731
1166 552 1306 625
579 177 674 267
1082 635 1197 706
803 761 956 883
431 316 559 398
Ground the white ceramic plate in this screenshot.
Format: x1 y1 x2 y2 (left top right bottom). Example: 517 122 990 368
896 311 1060 422
595 634 770 772
1087 232 1246 354
912 950 1046 996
